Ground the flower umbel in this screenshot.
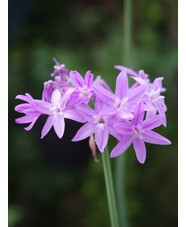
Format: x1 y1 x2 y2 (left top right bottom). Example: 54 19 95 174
15 60 171 164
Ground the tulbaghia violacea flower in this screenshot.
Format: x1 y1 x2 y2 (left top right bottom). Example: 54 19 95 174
72 98 122 152
68 70 94 106
35 89 85 138
93 70 148 120
110 102 171 163
15 58 171 164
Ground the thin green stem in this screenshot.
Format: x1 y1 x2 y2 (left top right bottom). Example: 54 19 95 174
102 146 119 227
123 0 132 66
115 0 132 227
115 155 129 227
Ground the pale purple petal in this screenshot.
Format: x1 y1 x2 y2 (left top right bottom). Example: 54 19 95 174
85 70 93 88
60 88 74 109
128 84 148 104
63 108 86 123
41 115 54 138
131 102 145 126
15 103 32 113
142 114 165 130
75 105 95 119
51 89 62 105
95 97 107 113
108 125 123 140
24 117 38 131
53 115 65 138
15 115 35 124
72 123 95 141
113 121 132 135
142 131 171 145
133 138 146 164
95 124 109 152
15 93 33 103
115 70 128 99
93 84 116 106
70 71 84 88
34 100 52 115
110 135 133 158
131 76 147 85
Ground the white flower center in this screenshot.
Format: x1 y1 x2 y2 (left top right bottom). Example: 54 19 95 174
132 125 143 139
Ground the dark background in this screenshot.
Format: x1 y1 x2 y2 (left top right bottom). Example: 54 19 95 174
9 0 178 226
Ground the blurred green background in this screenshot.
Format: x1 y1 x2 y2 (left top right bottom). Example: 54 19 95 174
9 0 177 226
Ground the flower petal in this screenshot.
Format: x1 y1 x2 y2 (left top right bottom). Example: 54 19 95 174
41 115 54 138
131 101 145 126
15 103 32 113
63 108 86 123
95 124 109 152
133 138 146 164
115 70 128 99
85 70 93 88
53 115 65 138
51 89 62 105
142 131 171 145
60 88 74 109
142 114 165 130
72 123 95 141
93 84 116 106
70 70 84 88
15 93 33 103
24 117 38 131
110 135 133 158
95 97 106 113
128 84 148 104
34 100 52 115
15 115 35 124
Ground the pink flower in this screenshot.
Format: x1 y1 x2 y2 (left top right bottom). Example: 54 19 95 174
110 102 171 163
93 70 148 120
72 98 122 152
68 70 94 106
35 89 86 138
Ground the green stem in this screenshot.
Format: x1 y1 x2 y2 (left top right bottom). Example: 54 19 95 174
115 155 129 227
123 0 132 66
102 146 119 227
115 0 132 226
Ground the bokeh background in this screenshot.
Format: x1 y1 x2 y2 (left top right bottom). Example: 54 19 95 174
8 0 178 226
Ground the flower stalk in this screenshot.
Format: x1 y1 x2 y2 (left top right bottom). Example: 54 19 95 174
102 146 119 227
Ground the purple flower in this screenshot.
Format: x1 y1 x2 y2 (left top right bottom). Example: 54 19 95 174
142 77 167 126
68 70 94 106
110 102 171 163
93 70 148 120
35 89 86 138
15 93 41 131
72 98 122 152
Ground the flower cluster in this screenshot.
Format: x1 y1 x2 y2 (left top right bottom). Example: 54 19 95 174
15 58 171 163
